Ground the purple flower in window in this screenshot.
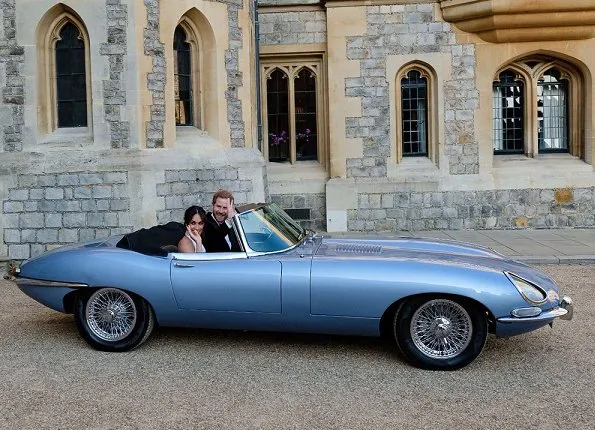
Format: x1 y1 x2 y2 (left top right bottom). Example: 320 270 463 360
296 128 311 143
269 130 288 146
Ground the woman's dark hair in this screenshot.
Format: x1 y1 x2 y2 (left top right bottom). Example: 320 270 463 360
183 205 206 226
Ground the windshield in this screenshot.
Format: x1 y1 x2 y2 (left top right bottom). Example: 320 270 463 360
238 204 305 253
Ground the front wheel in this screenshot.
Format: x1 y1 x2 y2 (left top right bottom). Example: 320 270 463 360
74 288 155 352
393 296 487 370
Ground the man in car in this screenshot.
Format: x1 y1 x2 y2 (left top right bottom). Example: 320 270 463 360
203 189 242 252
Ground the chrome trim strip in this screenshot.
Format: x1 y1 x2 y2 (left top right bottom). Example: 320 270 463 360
16 277 88 288
497 306 568 323
172 252 247 261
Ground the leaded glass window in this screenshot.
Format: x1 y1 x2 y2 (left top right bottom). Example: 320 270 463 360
174 26 192 126
538 68 568 152
493 70 524 153
264 63 320 164
401 70 428 156
56 22 87 128
267 69 290 162
294 69 317 161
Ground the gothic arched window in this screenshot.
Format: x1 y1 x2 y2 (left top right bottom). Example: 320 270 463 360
174 25 193 126
56 21 87 128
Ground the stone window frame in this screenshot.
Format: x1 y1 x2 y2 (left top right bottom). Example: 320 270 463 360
492 56 584 159
260 56 328 168
173 18 203 130
37 10 93 136
395 62 438 165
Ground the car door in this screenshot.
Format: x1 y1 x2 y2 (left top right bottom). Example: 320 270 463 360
170 253 282 313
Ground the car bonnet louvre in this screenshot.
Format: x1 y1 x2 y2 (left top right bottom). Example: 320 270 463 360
335 244 383 254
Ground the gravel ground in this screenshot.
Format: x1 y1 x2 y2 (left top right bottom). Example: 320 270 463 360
1 264 593 429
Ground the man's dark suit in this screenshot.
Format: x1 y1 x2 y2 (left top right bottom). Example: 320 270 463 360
203 212 242 252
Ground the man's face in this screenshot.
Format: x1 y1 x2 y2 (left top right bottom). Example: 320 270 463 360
212 197 230 223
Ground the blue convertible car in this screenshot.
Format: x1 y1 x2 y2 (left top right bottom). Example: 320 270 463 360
5 203 573 370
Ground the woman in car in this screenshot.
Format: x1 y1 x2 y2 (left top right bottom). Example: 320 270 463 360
178 205 207 253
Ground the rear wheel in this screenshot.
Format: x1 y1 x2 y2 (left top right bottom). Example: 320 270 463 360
74 288 155 352
393 296 487 370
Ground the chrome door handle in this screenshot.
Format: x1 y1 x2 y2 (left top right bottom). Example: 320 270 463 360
174 263 195 268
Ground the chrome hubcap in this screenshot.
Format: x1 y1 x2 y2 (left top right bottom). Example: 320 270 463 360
86 288 137 341
410 299 472 359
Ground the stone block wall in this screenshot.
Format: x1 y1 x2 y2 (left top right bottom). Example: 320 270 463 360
156 168 254 224
3 172 134 259
345 3 479 177
0 0 24 152
259 10 326 45
348 188 595 232
101 0 130 148
270 192 326 231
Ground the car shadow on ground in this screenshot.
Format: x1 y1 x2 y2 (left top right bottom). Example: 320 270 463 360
150 326 402 361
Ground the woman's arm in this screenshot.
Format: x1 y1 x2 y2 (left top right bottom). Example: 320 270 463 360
178 236 195 253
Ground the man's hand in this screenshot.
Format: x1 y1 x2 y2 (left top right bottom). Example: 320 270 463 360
227 198 237 219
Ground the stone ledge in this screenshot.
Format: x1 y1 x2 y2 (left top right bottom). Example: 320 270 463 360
439 0 595 43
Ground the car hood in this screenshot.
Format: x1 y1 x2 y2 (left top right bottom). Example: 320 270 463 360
313 235 553 285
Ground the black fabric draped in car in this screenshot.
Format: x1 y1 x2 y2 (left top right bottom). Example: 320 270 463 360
116 222 185 256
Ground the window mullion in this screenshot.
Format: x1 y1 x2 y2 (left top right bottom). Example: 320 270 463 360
289 74 296 164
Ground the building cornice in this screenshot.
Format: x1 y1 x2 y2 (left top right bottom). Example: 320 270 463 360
439 0 595 43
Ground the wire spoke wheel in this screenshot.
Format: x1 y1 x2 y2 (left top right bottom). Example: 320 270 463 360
410 299 472 359
85 288 137 342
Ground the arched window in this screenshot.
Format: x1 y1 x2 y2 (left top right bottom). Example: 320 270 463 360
37 7 92 135
493 57 581 157
493 70 524 153
174 25 193 126
401 70 428 156
537 68 568 152
266 69 289 161
395 63 437 164
55 21 87 128
262 60 325 165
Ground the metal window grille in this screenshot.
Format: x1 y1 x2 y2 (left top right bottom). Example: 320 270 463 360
56 22 87 128
538 69 568 152
401 70 428 156
493 70 524 154
174 26 193 126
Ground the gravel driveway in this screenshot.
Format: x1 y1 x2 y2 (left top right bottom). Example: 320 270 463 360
1 264 593 429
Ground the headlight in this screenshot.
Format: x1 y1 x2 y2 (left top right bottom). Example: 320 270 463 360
505 272 548 304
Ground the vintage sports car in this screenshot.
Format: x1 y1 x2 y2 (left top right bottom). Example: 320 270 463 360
5 203 573 370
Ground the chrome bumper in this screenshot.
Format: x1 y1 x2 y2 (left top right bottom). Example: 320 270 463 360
559 296 573 320
3 261 20 282
497 295 573 323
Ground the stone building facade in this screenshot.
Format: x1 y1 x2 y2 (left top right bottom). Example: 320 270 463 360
2 0 595 259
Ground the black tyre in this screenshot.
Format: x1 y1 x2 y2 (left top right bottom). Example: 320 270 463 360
74 288 155 352
393 295 487 370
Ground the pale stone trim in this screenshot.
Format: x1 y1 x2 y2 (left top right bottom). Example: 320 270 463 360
37 8 93 136
440 0 595 43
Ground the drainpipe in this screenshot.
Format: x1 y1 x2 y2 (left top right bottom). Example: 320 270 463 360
254 0 263 151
